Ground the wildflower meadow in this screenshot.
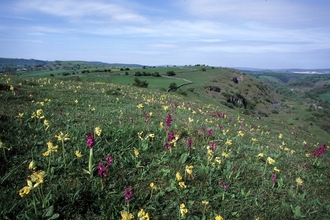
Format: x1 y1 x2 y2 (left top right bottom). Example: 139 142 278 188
0 74 329 219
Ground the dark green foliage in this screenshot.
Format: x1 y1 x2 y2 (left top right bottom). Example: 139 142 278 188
132 77 148 88
166 70 176 76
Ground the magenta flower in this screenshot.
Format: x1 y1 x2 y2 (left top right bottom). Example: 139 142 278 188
207 129 213 136
98 162 107 178
86 132 96 149
219 180 228 189
58 110 62 115
164 142 171 150
218 125 223 130
124 187 133 200
168 130 175 142
312 144 327 158
271 174 277 184
200 127 205 134
210 141 216 151
187 138 192 148
165 114 172 131
106 156 113 166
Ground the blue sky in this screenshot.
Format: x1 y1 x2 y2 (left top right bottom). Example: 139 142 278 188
0 0 329 69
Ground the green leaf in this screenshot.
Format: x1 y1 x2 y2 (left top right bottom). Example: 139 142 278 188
43 205 54 217
179 152 188 164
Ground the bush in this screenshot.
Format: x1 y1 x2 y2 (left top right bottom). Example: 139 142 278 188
133 77 148 88
166 71 176 76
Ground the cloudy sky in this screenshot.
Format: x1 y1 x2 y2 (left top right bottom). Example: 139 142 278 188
0 0 329 68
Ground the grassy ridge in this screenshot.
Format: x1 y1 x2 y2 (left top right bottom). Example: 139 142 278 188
0 73 329 219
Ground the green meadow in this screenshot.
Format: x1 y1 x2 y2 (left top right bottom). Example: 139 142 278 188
0 66 329 219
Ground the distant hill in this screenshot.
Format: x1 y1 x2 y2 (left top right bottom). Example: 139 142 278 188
0 57 145 69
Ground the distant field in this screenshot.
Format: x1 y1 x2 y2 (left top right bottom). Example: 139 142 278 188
319 93 330 102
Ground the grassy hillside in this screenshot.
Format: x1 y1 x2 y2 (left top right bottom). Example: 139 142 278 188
0 67 329 219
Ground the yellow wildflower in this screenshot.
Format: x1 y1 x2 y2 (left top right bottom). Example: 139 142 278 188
19 186 31 198
215 157 222 165
291 150 295 154
305 153 310 157
296 177 303 186
215 215 224 220
207 148 214 160
55 131 70 141
188 117 194 123
94 127 102 137
74 99 78 104
75 150 83 158
267 157 275 165
185 165 193 175
134 148 139 158
10 85 14 91
258 153 264 158
176 172 182 181
202 200 209 205
138 209 149 220
163 105 169 110
225 139 232 146
222 152 229 158
150 182 157 190
44 119 50 130
178 181 187 188
180 203 188 218
238 130 244 137
36 109 43 117
121 210 134 220
284 147 289 151
149 112 153 117
251 138 258 142
28 161 36 170
274 167 280 172
279 133 283 139
137 103 143 109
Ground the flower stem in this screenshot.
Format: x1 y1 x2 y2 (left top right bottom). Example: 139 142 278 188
88 148 93 175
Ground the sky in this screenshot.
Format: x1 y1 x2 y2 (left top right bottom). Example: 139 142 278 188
0 0 329 69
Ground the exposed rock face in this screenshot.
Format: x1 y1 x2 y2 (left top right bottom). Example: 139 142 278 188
232 75 244 84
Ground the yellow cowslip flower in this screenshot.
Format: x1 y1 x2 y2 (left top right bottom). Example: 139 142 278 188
207 148 214 160
238 130 244 137
274 167 280 172
303 141 307 145
202 200 209 206
296 177 303 186
185 165 193 175
15 113 24 118
74 99 78 104
251 138 258 142
55 131 70 141
188 117 194 123
160 122 164 128
179 181 187 188
258 153 264 158
134 148 139 158
215 157 222 165
176 172 182 181
36 109 43 117
222 152 229 158
149 112 153 117
44 119 50 130
94 127 102 137
75 150 83 158
291 150 295 154
137 103 143 109
42 151 50 157
225 139 232 146
19 186 31 198
137 209 149 220
215 215 224 220
150 182 156 190
267 157 275 165
163 105 169 111
120 210 134 220
279 133 283 139
306 153 311 157
10 85 14 91
137 131 144 140
180 203 188 218
28 161 36 170
148 133 155 139
284 147 289 152
29 170 45 184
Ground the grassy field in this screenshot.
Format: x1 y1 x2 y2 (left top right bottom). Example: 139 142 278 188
0 71 329 219
319 93 330 102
